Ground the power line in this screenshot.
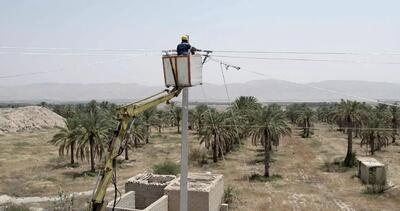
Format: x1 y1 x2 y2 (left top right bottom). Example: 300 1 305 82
0 46 160 53
0 53 155 79
0 68 67 79
211 54 400 65
2 46 400 56
0 51 161 57
208 57 400 108
212 50 400 56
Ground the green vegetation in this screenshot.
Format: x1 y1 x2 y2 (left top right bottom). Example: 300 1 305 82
224 185 238 204
333 100 369 167
189 148 208 166
41 97 398 183
250 105 291 177
152 160 180 175
249 173 282 182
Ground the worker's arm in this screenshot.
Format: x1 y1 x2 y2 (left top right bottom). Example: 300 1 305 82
89 88 182 211
190 46 201 54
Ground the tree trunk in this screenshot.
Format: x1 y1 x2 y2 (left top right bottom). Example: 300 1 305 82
217 136 223 158
392 127 397 144
344 128 353 167
212 134 217 163
370 139 375 155
70 141 75 165
89 137 95 172
263 132 270 177
146 126 150 144
134 137 138 148
125 141 129 160
177 121 180 133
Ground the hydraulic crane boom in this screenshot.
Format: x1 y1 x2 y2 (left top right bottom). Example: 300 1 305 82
89 88 182 211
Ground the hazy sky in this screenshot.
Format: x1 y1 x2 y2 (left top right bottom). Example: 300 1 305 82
1 0 400 86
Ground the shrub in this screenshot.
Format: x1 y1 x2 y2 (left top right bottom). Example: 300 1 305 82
153 161 180 175
224 185 238 204
249 173 282 182
189 148 208 166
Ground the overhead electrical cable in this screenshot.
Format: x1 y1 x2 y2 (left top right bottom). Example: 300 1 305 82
2 46 400 56
0 51 161 57
0 46 160 53
208 57 400 108
211 54 400 65
212 50 400 56
0 53 157 79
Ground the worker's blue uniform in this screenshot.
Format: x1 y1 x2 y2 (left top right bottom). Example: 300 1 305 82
177 41 198 55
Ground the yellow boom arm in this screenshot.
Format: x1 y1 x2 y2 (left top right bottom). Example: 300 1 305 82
89 88 182 211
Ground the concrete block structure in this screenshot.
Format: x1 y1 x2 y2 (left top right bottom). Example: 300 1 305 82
106 191 136 211
106 172 225 211
164 173 224 211
357 157 386 185
125 172 176 209
106 192 169 211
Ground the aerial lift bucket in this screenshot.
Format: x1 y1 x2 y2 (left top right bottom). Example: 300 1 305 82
162 54 203 88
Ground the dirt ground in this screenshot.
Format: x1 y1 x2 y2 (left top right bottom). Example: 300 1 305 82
0 124 399 210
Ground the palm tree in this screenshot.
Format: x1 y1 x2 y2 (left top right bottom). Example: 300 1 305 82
50 117 81 165
153 110 166 133
232 96 260 111
286 103 303 124
361 107 390 153
198 110 235 162
188 109 196 130
333 100 368 167
141 108 156 143
250 106 291 177
360 116 390 155
192 104 208 132
124 118 147 160
316 105 333 123
296 106 314 138
389 104 399 143
171 106 182 133
77 103 112 172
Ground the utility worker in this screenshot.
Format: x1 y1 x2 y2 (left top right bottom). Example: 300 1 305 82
177 35 200 55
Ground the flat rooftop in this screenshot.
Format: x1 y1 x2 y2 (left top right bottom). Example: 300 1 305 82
165 172 223 192
357 157 385 167
127 172 176 185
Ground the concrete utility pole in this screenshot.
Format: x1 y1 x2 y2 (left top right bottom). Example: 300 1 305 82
180 87 189 211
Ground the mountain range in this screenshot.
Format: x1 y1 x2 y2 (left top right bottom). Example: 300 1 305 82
1 80 399 103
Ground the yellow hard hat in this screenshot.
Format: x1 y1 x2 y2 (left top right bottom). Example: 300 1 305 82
181 35 189 41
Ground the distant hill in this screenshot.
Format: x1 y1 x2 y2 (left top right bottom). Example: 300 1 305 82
1 80 399 103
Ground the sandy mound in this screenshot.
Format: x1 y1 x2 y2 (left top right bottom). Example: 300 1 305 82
0 106 65 134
